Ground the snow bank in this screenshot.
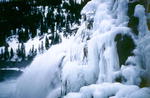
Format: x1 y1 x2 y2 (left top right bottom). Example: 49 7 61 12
65 83 150 98
128 87 150 98
64 83 150 98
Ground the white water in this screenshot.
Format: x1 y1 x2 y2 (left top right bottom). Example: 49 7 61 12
14 43 68 98
1 0 150 98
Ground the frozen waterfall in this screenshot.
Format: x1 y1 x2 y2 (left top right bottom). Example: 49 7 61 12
12 0 150 98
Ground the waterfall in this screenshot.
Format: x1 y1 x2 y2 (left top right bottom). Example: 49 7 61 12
12 0 150 98
14 44 67 98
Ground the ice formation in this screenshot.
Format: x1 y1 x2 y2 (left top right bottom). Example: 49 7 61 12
14 44 66 98
13 0 150 98
134 4 149 38
62 0 150 97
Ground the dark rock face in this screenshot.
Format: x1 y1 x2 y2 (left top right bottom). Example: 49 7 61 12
115 34 135 66
128 16 139 35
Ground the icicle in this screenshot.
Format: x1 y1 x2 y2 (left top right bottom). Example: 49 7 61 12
134 4 149 38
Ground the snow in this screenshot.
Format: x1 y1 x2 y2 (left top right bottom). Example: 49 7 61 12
113 85 139 98
74 0 84 4
0 0 10 2
24 35 47 55
44 6 49 17
6 35 19 52
64 83 150 98
64 93 82 98
1 68 24 72
3 34 52 61
128 87 150 98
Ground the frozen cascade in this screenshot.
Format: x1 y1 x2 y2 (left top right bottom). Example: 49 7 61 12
63 0 150 97
12 0 150 98
14 44 67 98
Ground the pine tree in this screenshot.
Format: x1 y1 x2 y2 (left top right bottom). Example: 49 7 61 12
16 44 22 59
18 29 29 43
32 45 34 54
31 45 36 56
38 44 41 53
45 36 50 50
28 48 32 58
4 43 9 60
21 42 26 60
0 49 4 60
41 41 44 53
10 48 14 59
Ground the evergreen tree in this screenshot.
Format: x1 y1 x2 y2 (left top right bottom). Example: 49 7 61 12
0 49 4 60
4 43 9 60
16 44 22 59
32 45 36 56
21 42 26 60
41 41 44 53
38 44 41 53
45 36 50 50
28 48 32 58
18 29 30 43
53 32 61 44
34 49 37 56
10 48 14 59
31 45 35 54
